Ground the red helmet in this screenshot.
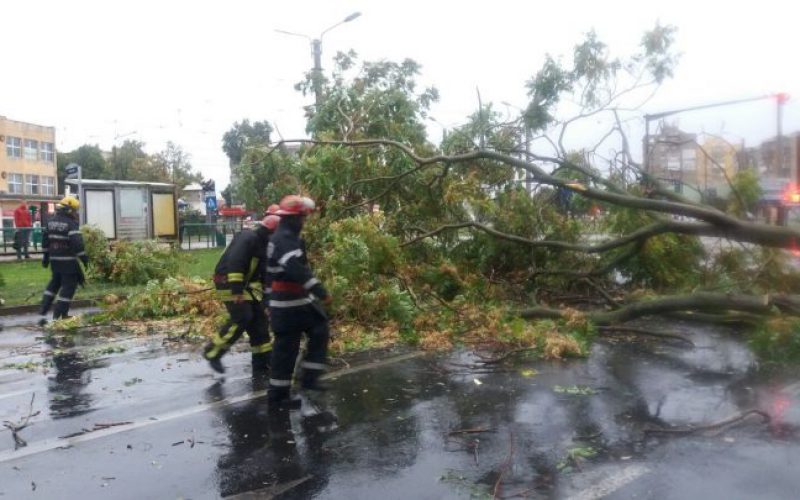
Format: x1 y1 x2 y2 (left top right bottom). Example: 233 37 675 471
276 195 314 216
261 214 280 231
266 203 280 215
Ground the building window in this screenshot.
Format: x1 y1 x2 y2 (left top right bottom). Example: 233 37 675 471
8 173 23 194
40 142 54 162
42 176 55 195
24 139 38 160
26 174 40 195
6 137 22 158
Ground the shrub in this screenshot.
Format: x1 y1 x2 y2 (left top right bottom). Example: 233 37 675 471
81 226 183 285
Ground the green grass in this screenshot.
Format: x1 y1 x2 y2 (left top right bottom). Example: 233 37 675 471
0 248 223 307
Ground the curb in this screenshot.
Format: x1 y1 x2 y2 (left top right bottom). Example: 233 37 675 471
0 298 98 317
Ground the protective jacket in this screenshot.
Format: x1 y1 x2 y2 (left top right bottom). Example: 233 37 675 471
42 212 87 275
213 226 270 298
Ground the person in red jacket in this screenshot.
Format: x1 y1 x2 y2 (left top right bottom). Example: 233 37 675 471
13 201 32 260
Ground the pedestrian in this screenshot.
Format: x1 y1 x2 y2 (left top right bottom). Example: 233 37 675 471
39 197 88 325
203 213 281 375
13 200 32 260
267 195 332 409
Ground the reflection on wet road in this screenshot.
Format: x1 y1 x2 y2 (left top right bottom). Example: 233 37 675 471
1 315 800 499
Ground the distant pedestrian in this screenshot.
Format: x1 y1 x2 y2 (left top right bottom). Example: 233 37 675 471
39 197 88 324
13 200 32 260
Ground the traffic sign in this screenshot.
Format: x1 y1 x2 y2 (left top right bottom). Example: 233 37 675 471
65 163 81 179
206 196 217 212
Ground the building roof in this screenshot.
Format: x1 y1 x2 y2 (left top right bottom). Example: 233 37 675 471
66 179 175 188
182 183 203 191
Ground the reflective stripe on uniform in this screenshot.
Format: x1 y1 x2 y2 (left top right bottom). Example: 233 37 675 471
266 266 285 273
68 230 82 236
56 296 71 303
251 343 273 354
50 256 77 261
48 235 69 240
278 249 303 266
303 278 320 290
269 378 292 387
269 298 313 308
43 290 55 297
263 288 272 294
300 361 326 370
205 327 239 359
77 251 86 257
228 272 244 282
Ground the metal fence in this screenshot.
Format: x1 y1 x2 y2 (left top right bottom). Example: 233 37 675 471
0 227 43 256
179 221 246 250
0 221 248 255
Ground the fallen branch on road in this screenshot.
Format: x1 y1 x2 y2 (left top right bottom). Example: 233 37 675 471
2 393 39 449
643 409 771 436
58 421 133 439
493 430 515 500
448 427 494 436
597 326 695 347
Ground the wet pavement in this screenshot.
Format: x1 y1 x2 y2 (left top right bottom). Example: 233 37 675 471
2 313 800 499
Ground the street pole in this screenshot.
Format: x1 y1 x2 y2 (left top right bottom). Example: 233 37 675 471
275 12 361 111
312 38 323 108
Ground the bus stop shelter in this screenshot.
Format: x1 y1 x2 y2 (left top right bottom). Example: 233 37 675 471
65 179 178 240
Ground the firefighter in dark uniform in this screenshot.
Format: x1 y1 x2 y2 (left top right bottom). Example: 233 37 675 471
39 196 88 324
203 214 280 374
267 195 332 409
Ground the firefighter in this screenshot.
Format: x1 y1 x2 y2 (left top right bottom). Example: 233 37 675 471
39 196 88 324
203 214 280 374
267 195 331 409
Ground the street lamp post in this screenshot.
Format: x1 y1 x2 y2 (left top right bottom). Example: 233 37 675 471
276 12 362 109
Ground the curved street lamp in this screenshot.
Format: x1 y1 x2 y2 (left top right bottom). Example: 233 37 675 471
275 12 362 107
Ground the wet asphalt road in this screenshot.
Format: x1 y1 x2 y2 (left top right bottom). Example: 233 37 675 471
2 313 800 499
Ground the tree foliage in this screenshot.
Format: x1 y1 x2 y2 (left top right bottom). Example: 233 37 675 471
57 141 201 189
221 26 800 360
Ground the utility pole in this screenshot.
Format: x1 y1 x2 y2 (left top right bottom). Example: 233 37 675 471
276 12 362 110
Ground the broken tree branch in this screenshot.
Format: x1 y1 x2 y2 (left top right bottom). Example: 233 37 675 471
643 409 770 436
2 393 39 449
520 292 800 325
597 325 694 347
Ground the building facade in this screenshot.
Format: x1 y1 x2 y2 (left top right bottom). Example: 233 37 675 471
0 116 61 241
646 124 700 199
695 136 743 199
0 116 58 197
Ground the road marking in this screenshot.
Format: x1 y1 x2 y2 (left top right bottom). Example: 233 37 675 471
567 464 650 500
0 351 425 463
0 388 34 402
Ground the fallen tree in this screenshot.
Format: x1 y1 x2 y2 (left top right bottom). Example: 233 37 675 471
224 26 800 359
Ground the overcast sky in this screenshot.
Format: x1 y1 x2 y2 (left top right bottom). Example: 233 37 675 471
2 0 798 190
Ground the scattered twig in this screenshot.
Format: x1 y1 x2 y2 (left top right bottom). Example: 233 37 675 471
644 409 770 436
493 429 515 500
223 474 313 499
58 421 132 439
474 348 537 365
447 427 494 436
2 393 40 449
598 326 695 347
330 357 351 369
